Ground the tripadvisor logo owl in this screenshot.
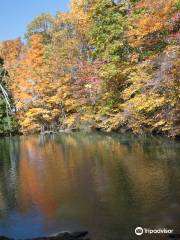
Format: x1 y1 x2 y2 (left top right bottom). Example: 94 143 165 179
135 227 143 236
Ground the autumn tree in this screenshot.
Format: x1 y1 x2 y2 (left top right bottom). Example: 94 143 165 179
26 13 54 44
1 0 179 137
9 34 62 133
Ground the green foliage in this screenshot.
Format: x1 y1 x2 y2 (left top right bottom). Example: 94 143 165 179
0 98 18 136
88 0 132 100
26 13 54 44
90 0 130 61
133 7 150 15
174 0 180 10
0 64 18 136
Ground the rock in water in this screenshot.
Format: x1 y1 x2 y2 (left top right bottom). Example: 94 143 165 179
56 231 88 239
0 237 12 240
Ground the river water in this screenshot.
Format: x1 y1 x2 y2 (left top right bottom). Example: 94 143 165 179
0 133 180 239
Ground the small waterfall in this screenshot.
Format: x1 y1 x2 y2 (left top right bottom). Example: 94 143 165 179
0 70 13 135
0 83 12 112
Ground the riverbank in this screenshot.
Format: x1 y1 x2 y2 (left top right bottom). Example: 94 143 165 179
1 126 180 140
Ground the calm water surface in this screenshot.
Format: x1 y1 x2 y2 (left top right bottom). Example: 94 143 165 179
0 133 180 240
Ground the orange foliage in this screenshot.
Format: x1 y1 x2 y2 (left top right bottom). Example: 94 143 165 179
0 38 22 66
128 0 175 47
25 35 44 67
9 34 61 133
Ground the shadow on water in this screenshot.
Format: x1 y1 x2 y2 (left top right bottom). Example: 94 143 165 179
0 133 180 240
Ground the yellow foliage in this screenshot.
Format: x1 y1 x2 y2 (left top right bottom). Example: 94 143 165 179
64 115 77 128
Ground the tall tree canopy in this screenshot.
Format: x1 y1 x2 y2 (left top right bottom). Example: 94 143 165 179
1 0 179 137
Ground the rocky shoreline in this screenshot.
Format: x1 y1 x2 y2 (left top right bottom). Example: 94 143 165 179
0 231 90 240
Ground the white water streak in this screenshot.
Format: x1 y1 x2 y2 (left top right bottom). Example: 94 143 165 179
0 83 12 112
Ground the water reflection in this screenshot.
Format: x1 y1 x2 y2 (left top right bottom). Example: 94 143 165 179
0 133 180 239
